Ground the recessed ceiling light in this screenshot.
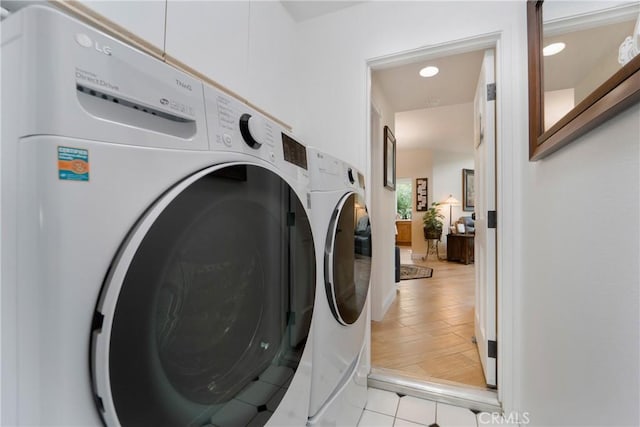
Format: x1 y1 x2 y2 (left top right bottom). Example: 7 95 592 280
419 66 439 78
543 42 566 56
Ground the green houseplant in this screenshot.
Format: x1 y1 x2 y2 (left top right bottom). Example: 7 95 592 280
422 202 445 239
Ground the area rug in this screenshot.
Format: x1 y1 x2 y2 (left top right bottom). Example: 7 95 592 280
400 264 433 281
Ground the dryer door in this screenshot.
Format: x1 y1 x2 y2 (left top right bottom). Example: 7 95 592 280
91 163 315 426
324 192 372 325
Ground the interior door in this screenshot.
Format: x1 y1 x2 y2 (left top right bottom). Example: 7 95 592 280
473 48 497 388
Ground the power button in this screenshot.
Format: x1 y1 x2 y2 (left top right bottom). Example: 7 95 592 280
223 134 233 147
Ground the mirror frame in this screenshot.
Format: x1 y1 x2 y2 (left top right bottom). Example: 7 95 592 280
527 0 640 160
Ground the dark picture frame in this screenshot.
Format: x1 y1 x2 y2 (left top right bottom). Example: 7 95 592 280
527 0 640 160
415 177 428 211
462 169 475 212
383 126 396 190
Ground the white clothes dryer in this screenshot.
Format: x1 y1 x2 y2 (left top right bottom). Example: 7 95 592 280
1 5 316 426
306 149 371 426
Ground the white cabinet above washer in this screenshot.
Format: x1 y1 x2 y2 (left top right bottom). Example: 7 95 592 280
77 0 166 51
165 1 250 97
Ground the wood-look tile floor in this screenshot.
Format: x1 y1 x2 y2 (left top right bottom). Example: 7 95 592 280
371 248 488 389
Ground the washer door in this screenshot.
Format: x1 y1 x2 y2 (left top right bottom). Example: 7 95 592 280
324 192 372 325
91 163 315 426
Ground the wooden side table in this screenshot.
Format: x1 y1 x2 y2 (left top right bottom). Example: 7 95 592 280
446 234 474 264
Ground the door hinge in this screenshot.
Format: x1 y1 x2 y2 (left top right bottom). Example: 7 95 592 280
487 83 496 101
488 340 497 359
488 210 497 229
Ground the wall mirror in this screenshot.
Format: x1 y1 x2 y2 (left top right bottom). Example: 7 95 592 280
527 0 640 160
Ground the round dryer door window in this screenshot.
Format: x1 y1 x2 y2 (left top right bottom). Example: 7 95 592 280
91 164 316 426
324 192 372 325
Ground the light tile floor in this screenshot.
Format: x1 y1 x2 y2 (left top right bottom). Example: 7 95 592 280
358 388 520 427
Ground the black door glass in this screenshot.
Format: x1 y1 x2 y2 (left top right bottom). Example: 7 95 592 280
99 164 315 426
325 192 371 325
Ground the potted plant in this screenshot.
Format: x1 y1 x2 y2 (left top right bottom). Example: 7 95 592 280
423 202 445 240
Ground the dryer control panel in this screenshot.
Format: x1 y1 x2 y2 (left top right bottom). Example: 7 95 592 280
307 147 365 193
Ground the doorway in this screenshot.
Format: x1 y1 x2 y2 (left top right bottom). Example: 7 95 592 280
368 39 499 397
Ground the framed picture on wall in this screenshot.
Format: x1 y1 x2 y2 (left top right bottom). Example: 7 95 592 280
462 168 475 212
383 126 396 190
416 177 428 211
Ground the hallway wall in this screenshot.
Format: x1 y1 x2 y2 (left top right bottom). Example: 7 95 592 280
293 2 527 352
370 79 397 321
432 150 474 237
519 104 640 426
396 148 433 258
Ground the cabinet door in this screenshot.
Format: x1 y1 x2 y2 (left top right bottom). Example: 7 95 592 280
165 1 249 96
77 0 166 51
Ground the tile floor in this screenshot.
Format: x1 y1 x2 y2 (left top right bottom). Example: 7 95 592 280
357 388 519 427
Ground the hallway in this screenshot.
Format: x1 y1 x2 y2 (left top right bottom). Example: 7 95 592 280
371 248 487 389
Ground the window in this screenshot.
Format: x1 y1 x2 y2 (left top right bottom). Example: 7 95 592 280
396 179 412 219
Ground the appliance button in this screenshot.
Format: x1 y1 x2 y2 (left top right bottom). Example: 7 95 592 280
239 113 265 149
347 168 355 184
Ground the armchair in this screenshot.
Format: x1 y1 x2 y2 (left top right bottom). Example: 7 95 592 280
354 215 372 256
457 216 475 234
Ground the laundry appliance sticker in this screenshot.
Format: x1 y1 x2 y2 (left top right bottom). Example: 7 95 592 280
58 146 89 181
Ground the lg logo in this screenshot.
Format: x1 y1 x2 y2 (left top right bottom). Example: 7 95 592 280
75 33 112 56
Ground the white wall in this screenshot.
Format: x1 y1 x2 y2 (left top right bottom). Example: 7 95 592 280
77 0 166 50
165 1 297 126
519 91 640 427
294 1 528 411
370 79 397 321
396 148 433 257
514 3 640 424
544 88 575 131
432 150 474 240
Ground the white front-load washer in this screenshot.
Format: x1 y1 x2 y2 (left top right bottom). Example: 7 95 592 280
306 149 371 426
1 5 316 426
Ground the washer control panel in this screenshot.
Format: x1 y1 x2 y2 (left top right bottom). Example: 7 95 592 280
203 84 309 182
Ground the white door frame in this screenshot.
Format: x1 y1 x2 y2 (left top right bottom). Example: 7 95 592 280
365 32 517 412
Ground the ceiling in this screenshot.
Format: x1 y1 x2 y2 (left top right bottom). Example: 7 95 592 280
544 18 636 96
373 50 485 153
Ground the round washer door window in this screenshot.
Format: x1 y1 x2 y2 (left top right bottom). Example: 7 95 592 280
92 164 316 426
324 192 372 325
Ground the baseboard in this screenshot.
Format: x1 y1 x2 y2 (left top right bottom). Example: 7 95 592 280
381 286 396 315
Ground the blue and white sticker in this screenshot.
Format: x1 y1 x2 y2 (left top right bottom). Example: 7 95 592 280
58 146 89 181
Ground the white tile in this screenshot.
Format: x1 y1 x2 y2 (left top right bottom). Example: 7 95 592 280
209 399 257 426
259 365 294 386
247 410 274 427
393 418 428 427
357 410 395 427
437 402 477 427
236 380 279 406
365 388 400 416
266 387 287 412
396 396 436 425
